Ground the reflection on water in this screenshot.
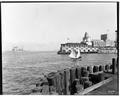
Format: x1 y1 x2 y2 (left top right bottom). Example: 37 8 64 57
2 51 117 94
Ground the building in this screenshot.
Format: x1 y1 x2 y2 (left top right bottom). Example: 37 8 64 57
58 42 98 54
101 34 107 41
91 40 106 47
58 32 116 54
105 40 115 47
60 43 87 52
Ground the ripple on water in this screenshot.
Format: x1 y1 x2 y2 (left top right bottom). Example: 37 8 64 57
2 51 117 94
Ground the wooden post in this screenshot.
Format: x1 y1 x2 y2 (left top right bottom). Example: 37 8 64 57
99 65 104 72
102 65 105 72
110 64 112 69
93 66 99 73
87 66 93 74
84 80 92 89
91 66 94 74
70 67 77 94
71 79 84 95
49 86 57 94
105 65 110 72
41 82 49 95
70 67 76 85
80 77 89 85
64 68 70 95
55 72 60 94
108 64 111 72
117 57 119 74
76 67 81 79
81 67 88 77
112 58 116 74
58 70 65 95
46 72 57 92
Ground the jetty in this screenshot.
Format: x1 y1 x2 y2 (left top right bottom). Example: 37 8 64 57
30 58 118 95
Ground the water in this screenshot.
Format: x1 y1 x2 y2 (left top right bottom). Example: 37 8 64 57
2 51 117 94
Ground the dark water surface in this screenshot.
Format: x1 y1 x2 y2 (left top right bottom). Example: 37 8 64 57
2 51 117 94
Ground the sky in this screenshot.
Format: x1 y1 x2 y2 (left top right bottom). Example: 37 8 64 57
2 3 117 51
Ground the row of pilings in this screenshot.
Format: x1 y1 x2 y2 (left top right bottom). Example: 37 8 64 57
32 58 118 95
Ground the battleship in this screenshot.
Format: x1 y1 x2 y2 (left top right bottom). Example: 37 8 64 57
57 32 117 54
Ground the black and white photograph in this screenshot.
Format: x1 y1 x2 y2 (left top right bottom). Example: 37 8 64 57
2 1 119 95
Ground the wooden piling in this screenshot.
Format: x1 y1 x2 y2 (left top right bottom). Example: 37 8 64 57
70 67 76 85
58 70 65 95
115 57 118 74
81 67 89 77
71 79 84 95
93 66 99 73
99 65 104 71
112 58 116 74
75 79 84 93
84 80 92 89
39 58 117 95
87 66 93 74
108 64 111 71
76 67 81 79
47 73 57 94
49 86 57 94
110 64 113 69
64 68 70 95
41 81 49 95
55 72 60 94
80 77 89 85
105 65 110 72
46 72 57 91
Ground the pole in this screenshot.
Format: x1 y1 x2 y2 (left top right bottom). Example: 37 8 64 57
112 58 116 74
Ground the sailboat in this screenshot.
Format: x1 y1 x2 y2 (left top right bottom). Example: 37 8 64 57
76 49 82 59
69 49 82 59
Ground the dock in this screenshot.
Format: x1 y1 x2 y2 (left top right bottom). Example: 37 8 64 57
87 73 118 95
30 58 118 95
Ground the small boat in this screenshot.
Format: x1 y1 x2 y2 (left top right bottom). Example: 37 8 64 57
76 49 82 59
69 49 82 59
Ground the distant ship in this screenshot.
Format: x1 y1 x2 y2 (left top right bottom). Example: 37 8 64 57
12 46 24 52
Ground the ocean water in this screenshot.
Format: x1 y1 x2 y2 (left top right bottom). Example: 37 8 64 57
2 51 117 94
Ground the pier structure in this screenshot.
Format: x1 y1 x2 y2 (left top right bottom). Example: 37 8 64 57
31 58 118 95
58 32 117 54
58 43 98 54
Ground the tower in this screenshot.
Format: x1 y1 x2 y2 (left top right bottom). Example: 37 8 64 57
101 34 107 42
82 32 92 46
